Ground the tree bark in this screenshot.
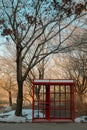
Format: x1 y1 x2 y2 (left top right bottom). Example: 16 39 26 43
15 81 23 116
8 91 12 106
15 44 23 116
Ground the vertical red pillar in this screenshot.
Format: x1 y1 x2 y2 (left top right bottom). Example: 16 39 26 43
72 83 75 122
32 81 34 121
46 85 50 120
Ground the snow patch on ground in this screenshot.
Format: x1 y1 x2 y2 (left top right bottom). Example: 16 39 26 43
0 109 43 123
0 115 26 123
75 116 87 123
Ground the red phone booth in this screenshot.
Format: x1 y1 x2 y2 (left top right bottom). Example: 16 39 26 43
32 79 75 122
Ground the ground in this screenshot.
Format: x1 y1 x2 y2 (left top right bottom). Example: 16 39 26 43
0 123 87 130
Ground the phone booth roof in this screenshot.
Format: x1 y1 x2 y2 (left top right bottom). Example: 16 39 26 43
33 79 74 85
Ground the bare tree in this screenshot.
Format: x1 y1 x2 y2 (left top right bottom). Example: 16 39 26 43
0 0 87 116
63 48 87 102
0 58 17 107
0 73 16 106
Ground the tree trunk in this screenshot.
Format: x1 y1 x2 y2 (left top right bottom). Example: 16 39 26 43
15 81 23 116
15 44 23 116
8 91 12 106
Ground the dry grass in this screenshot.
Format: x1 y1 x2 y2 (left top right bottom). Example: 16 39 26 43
75 103 87 117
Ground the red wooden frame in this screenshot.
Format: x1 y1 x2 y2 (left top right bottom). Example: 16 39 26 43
32 79 75 122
